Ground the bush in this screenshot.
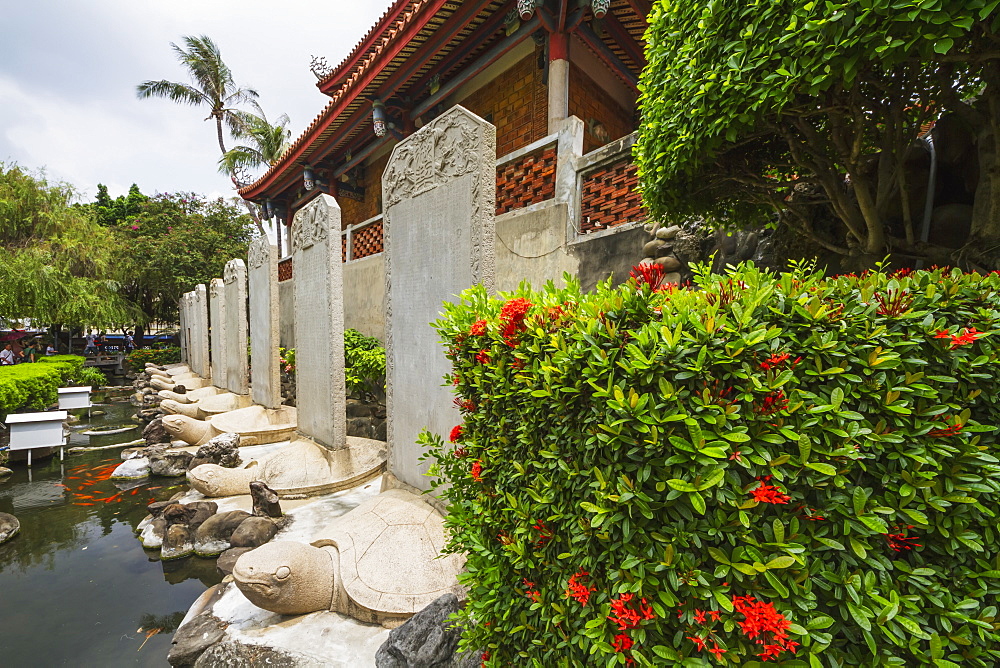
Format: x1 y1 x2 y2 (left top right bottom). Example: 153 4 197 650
344 329 385 403
0 364 64 413
74 366 107 387
422 262 1000 666
125 346 181 369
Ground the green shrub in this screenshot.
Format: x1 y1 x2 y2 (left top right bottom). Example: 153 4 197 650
0 364 64 413
344 329 385 402
74 366 107 387
422 262 1000 666
125 346 182 369
36 354 85 380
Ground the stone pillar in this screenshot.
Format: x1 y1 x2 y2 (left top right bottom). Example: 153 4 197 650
209 278 227 390
193 285 210 379
223 259 249 395
178 292 189 364
248 238 281 408
383 106 496 492
291 194 346 450
547 32 570 134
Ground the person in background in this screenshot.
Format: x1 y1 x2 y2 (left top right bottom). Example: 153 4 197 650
0 344 16 365
22 340 38 363
45 342 57 356
83 331 98 356
124 330 135 353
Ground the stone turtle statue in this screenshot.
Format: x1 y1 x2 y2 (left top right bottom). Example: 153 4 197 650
232 489 464 627
161 406 297 447
161 393 253 420
158 385 221 405
187 436 385 497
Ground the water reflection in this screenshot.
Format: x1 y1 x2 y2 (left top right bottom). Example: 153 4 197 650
0 399 222 666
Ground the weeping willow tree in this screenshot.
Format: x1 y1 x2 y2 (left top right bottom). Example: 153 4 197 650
0 164 137 327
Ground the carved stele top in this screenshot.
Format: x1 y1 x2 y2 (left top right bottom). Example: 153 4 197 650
224 259 247 284
248 237 274 270
382 106 492 209
291 195 336 252
209 278 224 298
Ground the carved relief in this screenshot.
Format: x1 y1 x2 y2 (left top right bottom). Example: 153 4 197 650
209 279 223 298
291 197 332 252
248 237 273 270
224 259 246 285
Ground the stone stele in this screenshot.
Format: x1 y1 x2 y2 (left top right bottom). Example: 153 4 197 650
223 259 249 395
193 284 211 380
383 105 496 493
209 277 228 390
248 237 281 409
232 488 464 626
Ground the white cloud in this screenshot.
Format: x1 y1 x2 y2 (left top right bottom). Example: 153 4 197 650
0 0 390 200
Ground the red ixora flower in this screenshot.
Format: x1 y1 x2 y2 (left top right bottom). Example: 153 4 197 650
532 521 553 548
499 298 533 346
935 327 983 349
471 460 483 482
612 634 634 653
928 415 963 437
883 525 922 552
755 390 788 416
566 570 596 606
470 319 488 336
751 482 791 505
629 262 667 291
475 349 491 364
449 425 463 442
522 578 540 602
759 352 790 370
731 595 798 661
480 650 490 667
608 592 656 631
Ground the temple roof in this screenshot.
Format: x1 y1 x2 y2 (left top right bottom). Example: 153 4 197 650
239 0 649 201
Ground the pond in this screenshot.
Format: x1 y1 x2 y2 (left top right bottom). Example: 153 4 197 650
0 398 221 667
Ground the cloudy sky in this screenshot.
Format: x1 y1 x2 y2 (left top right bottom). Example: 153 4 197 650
1 0 390 202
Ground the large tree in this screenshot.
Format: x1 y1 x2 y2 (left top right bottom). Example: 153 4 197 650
91 188 256 342
635 0 1000 268
0 164 135 327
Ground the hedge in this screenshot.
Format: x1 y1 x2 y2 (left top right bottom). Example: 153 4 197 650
0 355 85 413
422 262 1000 667
125 346 182 369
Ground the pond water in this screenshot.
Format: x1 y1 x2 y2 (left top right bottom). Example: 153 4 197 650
0 397 221 667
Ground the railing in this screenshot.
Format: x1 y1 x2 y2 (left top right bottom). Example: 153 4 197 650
575 132 646 234
342 214 384 263
495 135 558 216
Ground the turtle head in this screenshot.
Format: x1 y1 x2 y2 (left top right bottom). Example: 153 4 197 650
233 541 335 615
160 414 207 444
186 462 256 497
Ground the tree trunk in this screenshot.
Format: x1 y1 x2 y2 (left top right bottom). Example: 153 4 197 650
969 69 1000 245
134 323 145 349
216 117 227 155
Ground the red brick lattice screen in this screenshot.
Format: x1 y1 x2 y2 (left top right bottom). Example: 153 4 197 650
495 147 557 216
579 159 646 233
351 219 384 260
277 257 293 282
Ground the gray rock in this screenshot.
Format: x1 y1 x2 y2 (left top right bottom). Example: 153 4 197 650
167 612 227 667
346 399 373 418
162 503 197 527
656 224 681 240
187 501 219 532
140 517 167 549
347 416 375 439
150 449 194 477
146 500 173 517
162 524 194 560
0 512 20 544
190 433 242 470
195 510 251 557
375 593 462 668
193 641 316 668
374 419 387 442
249 481 282 518
111 457 150 480
229 517 278 549
143 417 172 445
216 547 253 576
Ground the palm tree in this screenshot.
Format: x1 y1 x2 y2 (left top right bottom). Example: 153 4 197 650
218 107 292 180
137 35 258 157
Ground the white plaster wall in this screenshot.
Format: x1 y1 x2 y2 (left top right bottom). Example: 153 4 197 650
343 254 386 341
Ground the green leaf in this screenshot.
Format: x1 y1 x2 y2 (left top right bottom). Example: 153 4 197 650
708 547 731 564
689 491 706 515
766 555 797 569
806 462 837 476
666 479 699 492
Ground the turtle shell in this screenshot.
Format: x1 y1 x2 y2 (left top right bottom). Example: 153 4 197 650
328 488 464 619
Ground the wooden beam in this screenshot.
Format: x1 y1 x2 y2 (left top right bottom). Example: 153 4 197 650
602 9 645 68
622 0 652 24
575 22 639 89
410 17 540 119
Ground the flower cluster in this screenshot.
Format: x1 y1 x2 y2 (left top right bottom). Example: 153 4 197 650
928 415 963 437
934 327 982 349
883 525 922 552
732 595 798 661
759 352 801 371
532 521 553 548
629 263 667 291
874 288 913 317
755 390 788 416
471 460 483 483
522 578 540 603
750 481 791 505
565 570 595 606
499 298 533 346
470 319 488 336
608 592 655 631
449 425 463 442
